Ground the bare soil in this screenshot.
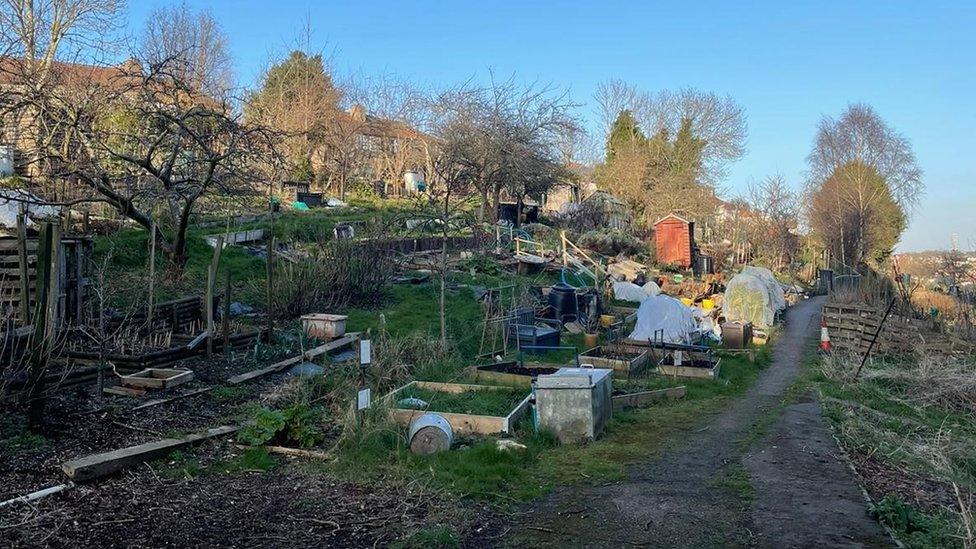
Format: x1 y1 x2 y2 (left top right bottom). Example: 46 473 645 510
1 353 497 548
510 296 893 548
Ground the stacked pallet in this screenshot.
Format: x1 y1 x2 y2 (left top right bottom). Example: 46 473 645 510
821 302 969 356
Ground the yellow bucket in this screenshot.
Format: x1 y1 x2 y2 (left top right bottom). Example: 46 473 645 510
599 314 615 328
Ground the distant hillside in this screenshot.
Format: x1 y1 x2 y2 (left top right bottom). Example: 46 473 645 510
895 250 976 278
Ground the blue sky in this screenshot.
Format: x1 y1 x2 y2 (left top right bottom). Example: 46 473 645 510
128 1 975 251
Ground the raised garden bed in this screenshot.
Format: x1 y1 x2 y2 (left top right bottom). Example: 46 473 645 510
121 368 194 390
472 361 560 388
579 345 650 378
656 354 721 380
611 386 686 412
385 381 531 436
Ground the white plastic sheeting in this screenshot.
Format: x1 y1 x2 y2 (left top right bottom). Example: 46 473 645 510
742 266 786 312
612 280 662 303
627 294 699 343
0 189 58 230
724 266 786 328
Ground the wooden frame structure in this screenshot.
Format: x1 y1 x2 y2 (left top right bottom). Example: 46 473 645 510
385 381 531 436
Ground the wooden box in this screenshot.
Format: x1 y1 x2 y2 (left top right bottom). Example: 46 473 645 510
121 368 193 389
301 314 348 339
579 345 650 378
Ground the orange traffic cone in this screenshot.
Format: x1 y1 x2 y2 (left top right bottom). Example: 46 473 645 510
820 317 832 352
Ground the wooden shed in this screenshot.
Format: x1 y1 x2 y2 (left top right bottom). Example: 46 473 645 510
653 214 694 268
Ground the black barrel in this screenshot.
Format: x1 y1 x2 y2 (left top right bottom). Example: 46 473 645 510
548 284 578 320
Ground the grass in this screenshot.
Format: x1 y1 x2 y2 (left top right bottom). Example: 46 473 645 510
709 463 756 502
156 447 277 480
397 386 527 416
0 414 49 458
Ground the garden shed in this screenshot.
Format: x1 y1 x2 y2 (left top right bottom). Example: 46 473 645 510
654 214 694 268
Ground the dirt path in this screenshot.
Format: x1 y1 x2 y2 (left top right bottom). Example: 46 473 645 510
510 296 892 548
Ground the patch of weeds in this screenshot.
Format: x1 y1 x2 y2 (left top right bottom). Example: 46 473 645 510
0 414 49 456
869 495 963 549
211 385 249 402
211 447 277 474
156 450 203 480
238 403 326 448
392 525 460 549
709 463 755 502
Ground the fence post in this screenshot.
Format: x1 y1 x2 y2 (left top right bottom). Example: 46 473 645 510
223 269 231 355
205 235 224 359
26 223 56 428
16 211 30 324
265 236 275 341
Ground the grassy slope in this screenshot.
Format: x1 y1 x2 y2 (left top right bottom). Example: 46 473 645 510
87 210 783 545
810 358 976 548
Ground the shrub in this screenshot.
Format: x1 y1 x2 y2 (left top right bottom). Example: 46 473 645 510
577 229 645 256
264 239 393 319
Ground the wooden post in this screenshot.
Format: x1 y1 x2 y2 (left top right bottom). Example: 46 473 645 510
147 221 156 331
222 269 231 355
560 230 568 267
27 223 56 428
205 236 224 358
265 236 275 341
16 211 30 324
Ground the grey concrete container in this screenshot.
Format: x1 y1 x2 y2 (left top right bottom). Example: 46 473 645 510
535 367 613 443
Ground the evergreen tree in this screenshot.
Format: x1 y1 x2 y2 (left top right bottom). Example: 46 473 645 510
606 110 646 162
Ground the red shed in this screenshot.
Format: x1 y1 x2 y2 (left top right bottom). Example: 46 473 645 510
654 214 695 268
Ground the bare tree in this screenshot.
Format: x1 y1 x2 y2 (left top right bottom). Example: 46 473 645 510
18 56 281 268
343 71 430 195
807 103 923 211
0 0 124 185
747 174 800 270
141 1 234 99
806 104 922 267
429 76 579 222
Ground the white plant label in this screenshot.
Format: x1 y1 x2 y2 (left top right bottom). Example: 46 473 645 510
357 388 371 411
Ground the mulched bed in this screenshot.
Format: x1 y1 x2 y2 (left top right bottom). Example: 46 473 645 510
0 460 483 548
1 351 502 548
1 354 280 501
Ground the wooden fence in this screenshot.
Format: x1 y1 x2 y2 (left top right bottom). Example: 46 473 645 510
821 302 972 356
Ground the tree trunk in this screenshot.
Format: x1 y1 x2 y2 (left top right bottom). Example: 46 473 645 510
439 187 451 344
491 185 501 224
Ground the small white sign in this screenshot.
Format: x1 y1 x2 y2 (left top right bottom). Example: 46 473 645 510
674 350 683 366
360 339 372 365
357 388 371 411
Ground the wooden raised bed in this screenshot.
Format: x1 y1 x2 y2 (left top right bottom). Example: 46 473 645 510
579 345 650 378
656 354 721 380
611 386 686 412
385 381 531 436
472 361 560 388
64 329 263 370
121 368 193 390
